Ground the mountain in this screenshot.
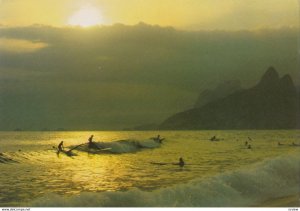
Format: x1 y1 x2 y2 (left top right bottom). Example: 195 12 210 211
160 67 300 130
194 80 242 108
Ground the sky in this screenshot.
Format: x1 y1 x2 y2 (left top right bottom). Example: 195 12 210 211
0 0 298 30
0 1 299 130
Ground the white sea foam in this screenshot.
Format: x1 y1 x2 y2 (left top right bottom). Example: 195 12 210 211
74 139 161 154
29 154 300 207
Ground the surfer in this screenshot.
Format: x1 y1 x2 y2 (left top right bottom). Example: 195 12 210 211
178 157 185 167
210 136 220 141
88 135 101 149
247 144 252 149
58 141 64 151
245 141 248 146
88 135 94 143
154 135 164 143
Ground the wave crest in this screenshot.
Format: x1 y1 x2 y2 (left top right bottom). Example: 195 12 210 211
29 154 300 207
74 139 161 154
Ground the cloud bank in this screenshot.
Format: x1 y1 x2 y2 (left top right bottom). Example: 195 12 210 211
0 24 298 130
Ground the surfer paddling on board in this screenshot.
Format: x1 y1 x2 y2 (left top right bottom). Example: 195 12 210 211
173 157 185 167
210 136 220 141
88 135 101 150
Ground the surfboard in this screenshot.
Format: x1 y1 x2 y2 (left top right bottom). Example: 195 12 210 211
53 146 77 157
150 162 169 165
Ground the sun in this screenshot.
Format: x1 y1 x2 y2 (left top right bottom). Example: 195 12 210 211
68 5 103 27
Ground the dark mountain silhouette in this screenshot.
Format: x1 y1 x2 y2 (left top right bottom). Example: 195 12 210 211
194 80 242 108
160 67 300 130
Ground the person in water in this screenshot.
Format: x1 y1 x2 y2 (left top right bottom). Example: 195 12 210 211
58 141 64 151
210 136 220 141
245 141 248 145
155 135 165 143
178 157 185 167
88 135 100 149
88 135 94 143
247 144 252 149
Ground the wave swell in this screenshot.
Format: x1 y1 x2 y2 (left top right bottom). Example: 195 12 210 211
30 154 300 207
74 139 161 154
0 153 18 164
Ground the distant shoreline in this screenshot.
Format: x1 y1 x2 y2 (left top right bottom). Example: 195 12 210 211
1 129 300 132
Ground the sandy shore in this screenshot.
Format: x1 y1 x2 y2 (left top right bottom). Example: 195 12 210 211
256 194 300 207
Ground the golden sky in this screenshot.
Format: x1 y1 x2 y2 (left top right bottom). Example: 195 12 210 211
0 0 298 30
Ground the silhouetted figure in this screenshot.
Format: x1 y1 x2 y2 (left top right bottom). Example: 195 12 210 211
155 135 164 143
156 135 161 141
210 136 216 141
291 142 300 146
88 135 100 149
88 135 94 143
247 144 252 149
245 141 248 145
58 141 64 151
178 157 185 167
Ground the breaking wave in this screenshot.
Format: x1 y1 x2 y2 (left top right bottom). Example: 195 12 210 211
29 154 300 207
74 139 161 154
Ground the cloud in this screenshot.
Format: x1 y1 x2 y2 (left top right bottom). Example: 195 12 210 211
0 24 298 130
0 38 48 53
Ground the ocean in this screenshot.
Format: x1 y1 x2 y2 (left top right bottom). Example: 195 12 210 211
0 130 299 207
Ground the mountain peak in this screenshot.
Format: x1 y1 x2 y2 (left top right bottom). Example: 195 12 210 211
160 66 299 130
280 74 293 84
257 66 280 88
194 80 242 108
279 74 297 94
262 66 279 81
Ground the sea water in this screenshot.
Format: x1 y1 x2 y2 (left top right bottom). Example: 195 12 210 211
0 130 299 207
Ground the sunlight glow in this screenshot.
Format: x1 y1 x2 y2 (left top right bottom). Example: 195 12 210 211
68 5 103 27
0 38 48 53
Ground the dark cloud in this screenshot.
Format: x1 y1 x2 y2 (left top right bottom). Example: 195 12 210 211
0 24 298 130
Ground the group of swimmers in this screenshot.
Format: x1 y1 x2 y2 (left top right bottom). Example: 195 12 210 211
211 135 253 149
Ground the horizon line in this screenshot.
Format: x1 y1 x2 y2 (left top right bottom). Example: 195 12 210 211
0 22 299 32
